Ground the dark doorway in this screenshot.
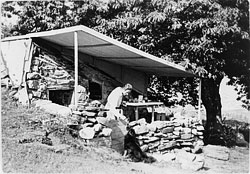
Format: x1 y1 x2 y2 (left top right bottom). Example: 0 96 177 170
89 81 102 100
48 90 73 106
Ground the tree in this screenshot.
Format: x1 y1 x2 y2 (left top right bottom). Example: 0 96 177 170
93 0 249 141
2 0 249 144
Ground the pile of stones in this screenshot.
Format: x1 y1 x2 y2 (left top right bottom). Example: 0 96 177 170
128 115 204 154
68 103 113 147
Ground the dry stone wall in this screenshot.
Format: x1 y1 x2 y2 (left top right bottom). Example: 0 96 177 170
26 42 121 104
128 115 204 154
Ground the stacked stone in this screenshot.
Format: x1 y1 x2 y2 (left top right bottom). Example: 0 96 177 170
26 49 75 102
69 105 112 147
129 116 204 154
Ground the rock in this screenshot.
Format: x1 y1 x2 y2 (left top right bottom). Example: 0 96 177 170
35 101 72 118
203 145 230 161
174 126 182 131
27 80 40 89
93 124 103 132
144 137 160 143
33 91 42 98
106 119 127 154
162 127 174 134
161 139 170 144
82 123 94 128
137 135 149 140
97 111 107 117
192 140 203 154
182 147 191 152
137 118 147 125
133 125 149 135
182 128 192 134
158 141 177 151
89 136 112 147
89 100 102 107
72 111 82 115
148 141 161 150
147 123 157 132
151 121 168 129
172 131 180 136
162 153 176 161
82 111 96 117
87 118 97 123
176 149 195 160
181 133 192 140
138 139 144 146
15 88 29 106
54 69 66 76
152 153 176 162
198 136 203 139
99 128 112 137
191 129 197 135
196 125 204 131
176 150 205 171
26 72 41 80
128 121 138 127
180 142 193 146
85 106 100 112
96 117 109 125
154 132 167 138
79 127 95 139
173 122 181 127
140 144 149 152
197 131 203 135
52 144 71 153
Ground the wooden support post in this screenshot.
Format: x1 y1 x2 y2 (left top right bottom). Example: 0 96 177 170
198 78 202 122
74 31 78 106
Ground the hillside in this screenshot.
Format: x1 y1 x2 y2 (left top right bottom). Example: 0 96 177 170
1 88 249 173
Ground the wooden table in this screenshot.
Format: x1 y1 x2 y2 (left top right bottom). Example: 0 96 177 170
126 102 163 122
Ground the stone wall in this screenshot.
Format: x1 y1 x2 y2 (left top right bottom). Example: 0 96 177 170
128 114 204 154
26 42 122 105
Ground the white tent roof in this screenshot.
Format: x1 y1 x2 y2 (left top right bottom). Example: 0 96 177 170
2 25 194 77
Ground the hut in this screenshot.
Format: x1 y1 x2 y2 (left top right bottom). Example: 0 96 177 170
1 25 205 154
1 25 194 106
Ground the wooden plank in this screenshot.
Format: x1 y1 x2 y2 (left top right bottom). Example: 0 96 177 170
74 31 78 106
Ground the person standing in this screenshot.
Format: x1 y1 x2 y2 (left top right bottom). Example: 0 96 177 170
105 83 132 120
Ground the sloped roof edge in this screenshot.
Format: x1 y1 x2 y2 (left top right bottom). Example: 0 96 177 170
2 25 194 77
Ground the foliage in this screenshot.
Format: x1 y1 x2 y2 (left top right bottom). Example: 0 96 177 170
204 121 237 147
2 1 249 105
148 76 198 107
92 0 249 109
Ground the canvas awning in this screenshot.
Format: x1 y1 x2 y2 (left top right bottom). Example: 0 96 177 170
2 25 194 77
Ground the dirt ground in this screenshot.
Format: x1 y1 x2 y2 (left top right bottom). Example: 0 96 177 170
1 89 249 174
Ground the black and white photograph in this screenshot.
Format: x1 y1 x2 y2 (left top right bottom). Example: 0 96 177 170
1 0 249 173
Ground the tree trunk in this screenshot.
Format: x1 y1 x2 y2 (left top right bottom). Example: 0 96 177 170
201 77 223 137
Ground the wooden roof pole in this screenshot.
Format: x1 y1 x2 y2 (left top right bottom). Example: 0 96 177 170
74 31 78 106
198 77 202 122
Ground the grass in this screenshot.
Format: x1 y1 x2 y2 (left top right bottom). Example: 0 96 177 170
1 87 249 174
1 88 131 173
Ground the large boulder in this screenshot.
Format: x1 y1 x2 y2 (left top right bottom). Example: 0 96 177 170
105 119 128 154
203 145 230 161
176 149 205 171
34 100 72 118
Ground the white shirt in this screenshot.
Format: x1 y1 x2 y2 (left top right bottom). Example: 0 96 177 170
105 87 125 118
